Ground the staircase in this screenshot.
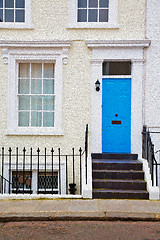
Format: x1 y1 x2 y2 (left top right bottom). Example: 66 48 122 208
92 153 149 199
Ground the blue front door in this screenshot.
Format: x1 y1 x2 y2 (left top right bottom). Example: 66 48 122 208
102 78 131 153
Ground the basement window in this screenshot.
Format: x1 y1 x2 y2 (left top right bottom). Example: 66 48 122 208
12 171 32 193
103 61 131 75
38 172 58 194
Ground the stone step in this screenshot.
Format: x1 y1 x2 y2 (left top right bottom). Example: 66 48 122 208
92 170 144 180
92 153 149 200
92 160 143 171
92 179 147 190
92 189 149 199
92 153 138 160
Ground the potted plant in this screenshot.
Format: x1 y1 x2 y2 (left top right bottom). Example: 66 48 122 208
69 183 77 195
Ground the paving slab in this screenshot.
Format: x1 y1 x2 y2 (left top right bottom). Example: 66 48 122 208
2 200 41 213
127 200 160 213
0 199 159 222
35 200 71 212
98 199 131 212
0 201 14 212
69 199 99 212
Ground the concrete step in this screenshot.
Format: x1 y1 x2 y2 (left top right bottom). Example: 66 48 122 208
93 179 147 191
92 189 149 199
92 153 138 160
92 160 143 171
92 170 144 180
92 153 149 200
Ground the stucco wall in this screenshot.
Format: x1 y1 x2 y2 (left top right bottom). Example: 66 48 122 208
0 0 146 195
0 41 92 194
0 0 145 149
0 41 92 152
145 0 160 150
145 0 160 189
0 0 145 41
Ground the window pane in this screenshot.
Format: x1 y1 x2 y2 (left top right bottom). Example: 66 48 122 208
43 112 54 127
0 0 3 8
44 63 54 78
19 96 30 110
43 96 54 111
78 9 87 22
78 0 87 8
43 79 54 94
5 9 14 22
88 9 97 22
31 63 42 78
103 62 131 75
12 171 32 190
38 172 58 189
19 63 30 78
5 0 14 8
99 0 109 8
31 96 42 110
31 79 42 94
89 0 98 8
16 0 25 8
19 112 29 126
31 112 42 127
99 9 108 22
15 9 25 22
18 79 29 94
0 10 3 22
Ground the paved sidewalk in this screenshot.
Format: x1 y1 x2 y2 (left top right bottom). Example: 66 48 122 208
0 198 160 222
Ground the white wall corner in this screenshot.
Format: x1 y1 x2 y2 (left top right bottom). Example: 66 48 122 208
82 156 92 198
139 158 159 200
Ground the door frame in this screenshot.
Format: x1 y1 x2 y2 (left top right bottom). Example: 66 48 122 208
87 40 150 156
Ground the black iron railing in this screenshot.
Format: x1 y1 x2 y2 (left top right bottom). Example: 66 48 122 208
0 175 13 194
0 124 89 195
0 147 83 195
142 125 159 186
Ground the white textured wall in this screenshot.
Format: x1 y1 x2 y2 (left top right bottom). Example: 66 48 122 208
145 0 160 146
0 0 146 195
0 0 146 151
0 0 145 41
145 0 160 189
0 41 92 152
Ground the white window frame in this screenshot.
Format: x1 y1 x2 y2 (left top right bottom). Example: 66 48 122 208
67 0 118 29
18 62 55 128
9 56 62 135
0 40 72 135
0 0 33 29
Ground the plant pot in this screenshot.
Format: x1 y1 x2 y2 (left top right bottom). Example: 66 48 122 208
69 183 77 195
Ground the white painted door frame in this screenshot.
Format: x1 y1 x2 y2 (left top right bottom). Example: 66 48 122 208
87 40 150 157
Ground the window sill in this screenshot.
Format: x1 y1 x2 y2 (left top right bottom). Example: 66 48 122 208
0 22 34 29
67 22 119 29
6 128 64 136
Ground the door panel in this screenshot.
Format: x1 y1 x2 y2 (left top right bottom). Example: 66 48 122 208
102 78 131 153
